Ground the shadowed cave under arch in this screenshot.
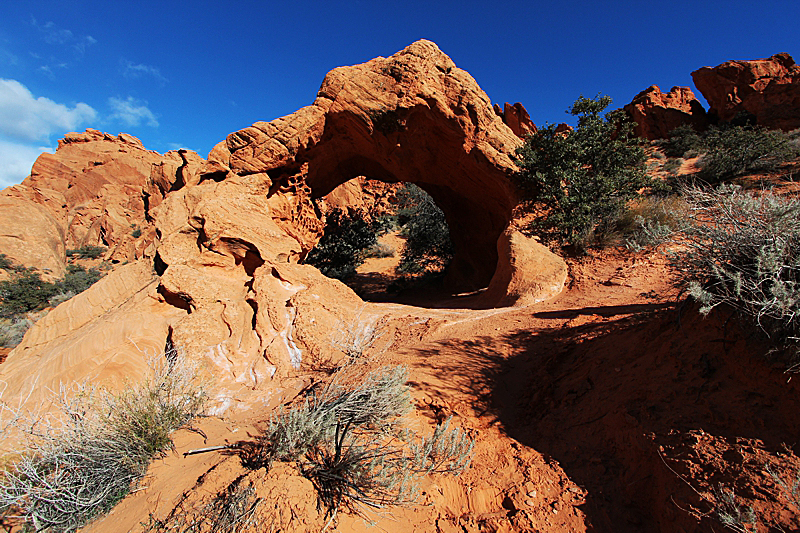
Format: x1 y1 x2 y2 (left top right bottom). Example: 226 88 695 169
301 106 518 293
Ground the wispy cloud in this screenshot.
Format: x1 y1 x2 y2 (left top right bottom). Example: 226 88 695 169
0 140 54 189
108 96 158 127
121 60 167 84
37 63 68 80
31 17 96 57
0 79 97 142
166 142 199 153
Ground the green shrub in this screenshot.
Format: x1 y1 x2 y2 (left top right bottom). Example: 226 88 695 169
304 209 379 280
66 245 107 259
696 125 800 184
0 271 58 318
395 184 453 274
0 255 12 271
0 354 206 532
131 228 142 238
57 264 102 295
0 265 102 319
661 124 705 158
672 184 800 356
514 95 650 251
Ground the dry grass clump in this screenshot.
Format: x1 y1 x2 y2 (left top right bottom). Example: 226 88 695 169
141 478 261 533
242 365 473 518
0 352 207 532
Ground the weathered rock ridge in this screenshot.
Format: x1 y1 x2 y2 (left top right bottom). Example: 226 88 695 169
0 129 207 277
692 52 800 130
624 85 708 140
0 40 567 419
493 102 537 139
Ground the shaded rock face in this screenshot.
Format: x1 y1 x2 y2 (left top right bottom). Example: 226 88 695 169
222 39 522 292
692 53 800 130
0 129 206 276
493 102 537 139
624 85 708 140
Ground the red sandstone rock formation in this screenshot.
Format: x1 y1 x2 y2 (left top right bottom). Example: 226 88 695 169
0 40 566 421
692 53 800 130
493 102 537 139
0 129 206 276
624 85 708 140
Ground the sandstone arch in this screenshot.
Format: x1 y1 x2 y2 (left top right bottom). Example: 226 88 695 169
220 40 522 291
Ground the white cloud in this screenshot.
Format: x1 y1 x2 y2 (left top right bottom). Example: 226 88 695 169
121 60 167 84
0 140 53 189
31 18 97 57
108 96 159 127
0 79 97 142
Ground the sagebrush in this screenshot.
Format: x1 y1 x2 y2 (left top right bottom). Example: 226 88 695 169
0 353 207 532
243 365 473 517
671 184 800 357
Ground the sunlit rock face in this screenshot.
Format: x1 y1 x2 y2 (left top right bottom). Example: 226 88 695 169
0 40 567 420
692 53 800 130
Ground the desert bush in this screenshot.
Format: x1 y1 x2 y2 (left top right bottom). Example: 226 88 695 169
621 195 690 251
331 309 388 361
0 255 12 271
514 94 650 252
0 265 102 319
140 479 260 533
672 184 800 354
661 124 706 158
0 271 58 318
395 184 453 274
364 242 394 258
65 245 106 259
304 209 379 280
663 157 683 176
0 318 33 348
696 125 800 184
0 353 207 532
245 365 473 517
57 264 101 295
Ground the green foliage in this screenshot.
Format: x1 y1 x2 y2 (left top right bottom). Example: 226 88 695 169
0 355 206 532
0 254 12 271
131 227 142 238
672 184 800 356
395 184 453 274
696 125 800 184
304 209 379 280
59 264 102 295
660 124 705 158
514 94 650 251
66 245 107 259
0 271 59 318
0 265 102 319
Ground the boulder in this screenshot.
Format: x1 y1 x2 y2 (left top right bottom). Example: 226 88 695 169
624 85 708 139
692 53 800 130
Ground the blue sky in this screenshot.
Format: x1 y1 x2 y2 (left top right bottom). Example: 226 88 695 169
0 0 797 188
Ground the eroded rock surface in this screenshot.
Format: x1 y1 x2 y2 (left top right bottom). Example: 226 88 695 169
0 129 206 275
624 85 708 139
692 52 800 130
494 102 537 139
0 40 567 423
